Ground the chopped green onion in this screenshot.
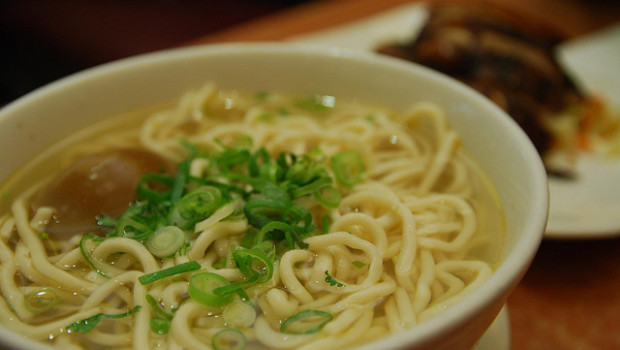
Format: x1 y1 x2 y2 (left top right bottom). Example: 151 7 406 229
180 139 203 158
232 288 253 305
243 196 290 229
138 261 201 285
212 242 273 297
66 305 142 334
96 213 117 228
352 261 367 269
280 309 333 335
25 288 62 314
150 317 171 335
223 300 257 328
213 275 258 299
178 241 191 256
137 173 175 202
321 215 333 234
107 201 158 239
246 177 290 204
188 272 234 307
291 177 332 199
168 186 223 229
306 146 325 163
79 234 109 278
116 217 151 239
232 246 274 284
212 146 251 172
248 148 270 177
145 226 186 258
331 151 365 187
146 294 173 321
170 160 190 204
314 185 342 208
255 221 293 243
285 157 324 186
282 205 313 231
109 142 355 304
213 257 228 269
212 328 246 350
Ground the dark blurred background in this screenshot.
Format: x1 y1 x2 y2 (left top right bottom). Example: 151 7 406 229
0 0 312 104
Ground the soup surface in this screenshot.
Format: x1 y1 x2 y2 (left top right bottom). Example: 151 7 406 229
0 83 504 349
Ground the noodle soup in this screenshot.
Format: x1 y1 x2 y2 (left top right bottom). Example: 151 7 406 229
0 83 504 349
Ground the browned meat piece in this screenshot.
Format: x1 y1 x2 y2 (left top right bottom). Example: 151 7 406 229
377 4 584 175
32 149 173 240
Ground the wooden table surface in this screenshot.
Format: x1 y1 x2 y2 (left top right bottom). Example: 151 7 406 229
187 1 620 349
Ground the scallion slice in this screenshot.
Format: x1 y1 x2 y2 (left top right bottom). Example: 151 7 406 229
138 261 201 285
79 234 109 278
212 328 246 350
170 159 190 204
331 151 365 187
145 226 186 258
145 294 173 321
223 300 257 328
168 186 223 230
321 215 333 234
188 272 234 307
232 247 273 284
66 305 142 334
24 288 62 314
150 317 171 335
314 185 342 208
137 173 174 202
116 216 151 239
352 261 367 269
280 309 333 335
255 221 293 243
243 196 289 229
290 177 332 199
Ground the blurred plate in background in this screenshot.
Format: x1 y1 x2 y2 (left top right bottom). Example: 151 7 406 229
289 3 620 239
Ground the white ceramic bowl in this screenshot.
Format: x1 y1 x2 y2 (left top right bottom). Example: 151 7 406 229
0 43 548 350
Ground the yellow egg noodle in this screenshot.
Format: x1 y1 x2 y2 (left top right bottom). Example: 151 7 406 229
0 83 503 349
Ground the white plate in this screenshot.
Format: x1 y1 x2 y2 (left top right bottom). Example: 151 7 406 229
288 3 620 239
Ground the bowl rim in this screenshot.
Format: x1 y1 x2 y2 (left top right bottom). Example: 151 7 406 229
0 42 548 350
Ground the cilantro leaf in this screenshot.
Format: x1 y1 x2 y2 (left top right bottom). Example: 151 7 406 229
324 270 344 288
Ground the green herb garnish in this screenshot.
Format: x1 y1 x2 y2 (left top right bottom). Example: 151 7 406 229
188 272 234 307
25 288 62 314
138 261 201 285
331 150 365 187
92 140 360 310
352 261 367 269
150 317 171 335
324 270 344 288
212 328 246 350
66 305 142 334
79 234 109 278
280 309 333 335
145 294 173 321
